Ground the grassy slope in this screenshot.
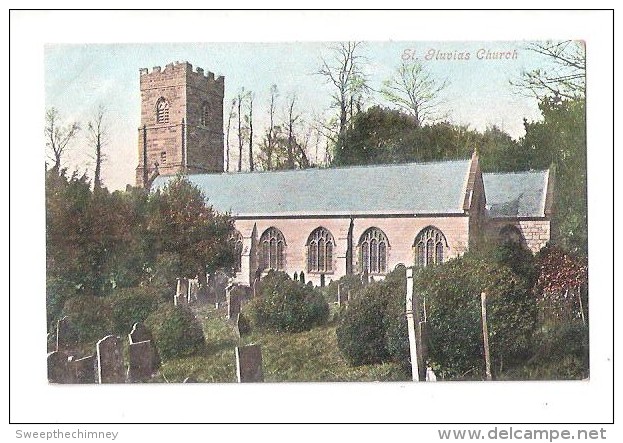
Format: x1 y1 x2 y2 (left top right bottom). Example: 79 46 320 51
156 305 408 383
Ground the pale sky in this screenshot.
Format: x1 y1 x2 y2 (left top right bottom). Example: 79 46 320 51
45 41 553 190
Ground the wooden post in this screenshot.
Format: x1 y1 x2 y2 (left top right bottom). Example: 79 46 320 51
480 291 492 381
405 268 421 382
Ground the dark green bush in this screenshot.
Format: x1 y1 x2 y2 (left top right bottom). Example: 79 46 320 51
417 251 537 379
248 271 329 333
336 267 407 367
145 304 206 360
47 277 80 332
61 295 113 345
110 287 160 335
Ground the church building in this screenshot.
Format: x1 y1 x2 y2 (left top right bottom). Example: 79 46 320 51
137 62 554 287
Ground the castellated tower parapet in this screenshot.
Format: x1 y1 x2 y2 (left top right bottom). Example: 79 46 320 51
136 61 225 187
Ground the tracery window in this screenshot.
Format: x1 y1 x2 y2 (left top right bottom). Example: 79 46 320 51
259 227 286 271
229 231 243 272
201 102 210 126
359 228 389 274
414 226 447 267
499 225 524 246
156 97 170 124
307 227 335 273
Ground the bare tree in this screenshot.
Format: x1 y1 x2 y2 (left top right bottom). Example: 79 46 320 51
45 107 80 171
263 84 279 170
318 42 369 152
511 40 586 100
86 105 108 189
225 98 237 172
237 88 245 172
247 92 255 172
381 61 449 127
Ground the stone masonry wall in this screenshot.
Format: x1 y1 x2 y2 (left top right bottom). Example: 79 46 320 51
487 218 551 253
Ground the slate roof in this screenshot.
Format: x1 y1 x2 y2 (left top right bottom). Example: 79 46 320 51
483 170 550 218
152 159 473 217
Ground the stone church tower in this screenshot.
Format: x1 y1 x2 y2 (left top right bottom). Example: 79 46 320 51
135 61 224 187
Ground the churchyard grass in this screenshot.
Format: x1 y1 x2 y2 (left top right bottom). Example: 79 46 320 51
155 304 408 383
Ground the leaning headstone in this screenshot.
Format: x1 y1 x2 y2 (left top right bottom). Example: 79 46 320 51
128 340 155 382
68 355 96 384
227 292 241 320
56 316 74 352
235 344 264 383
48 351 72 383
96 335 125 384
129 322 152 344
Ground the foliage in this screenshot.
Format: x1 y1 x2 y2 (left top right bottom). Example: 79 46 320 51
61 295 113 345
248 271 329 333
522 97 587 255
416 251 537 379
324 274 364 304
336 267 407 366
534 245 588 324
109 287 161 335
46 277 80 332
145 304 207 361
147 176 238 279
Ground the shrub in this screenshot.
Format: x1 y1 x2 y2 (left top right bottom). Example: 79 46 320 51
47 277 80 332
416 251 537 379
110 287 161 335
145 304 207 360
248 271 329 333
336 267 407 367
61 295 113 345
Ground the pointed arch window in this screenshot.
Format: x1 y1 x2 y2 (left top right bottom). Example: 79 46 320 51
259 227 286 271
358 228 389 274
201 102 210 126
156 97 170 124
306 227 335 273
414 226 447 267
229 230 243 273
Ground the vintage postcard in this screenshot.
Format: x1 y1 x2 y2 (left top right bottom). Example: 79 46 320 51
9 10 614 429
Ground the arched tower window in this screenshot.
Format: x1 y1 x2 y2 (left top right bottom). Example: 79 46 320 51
358 228 389 274
259 227 286 271
414 226 448 267
229 230 243 273
200 102 210 126
156 97 170 124
306 227 335 273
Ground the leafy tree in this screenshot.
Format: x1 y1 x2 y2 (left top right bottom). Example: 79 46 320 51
147 176 237 289
521 97 587 255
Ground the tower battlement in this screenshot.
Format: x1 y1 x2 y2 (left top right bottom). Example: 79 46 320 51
136 61 225 187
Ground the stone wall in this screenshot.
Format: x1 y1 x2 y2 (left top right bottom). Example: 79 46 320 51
232 215 471 286
487 218 551 253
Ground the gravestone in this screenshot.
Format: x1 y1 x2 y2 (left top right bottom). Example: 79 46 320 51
175 278 189 305
337 285 349 306
96 335 125 383
209 271 230 304
129 322 152 344
235 312 251 337
48 351 72 383
235 344 263 383
69 355 96 384
227 292 241 320
128 340 155 382
56 316 74 352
